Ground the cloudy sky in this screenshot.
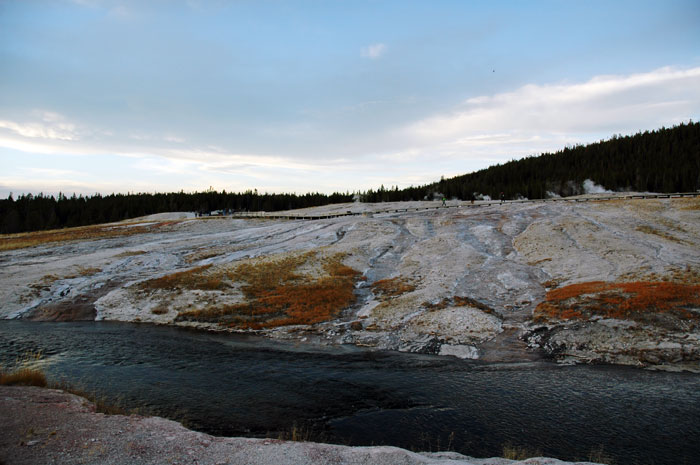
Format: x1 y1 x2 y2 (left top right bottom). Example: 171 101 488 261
1 0 699 196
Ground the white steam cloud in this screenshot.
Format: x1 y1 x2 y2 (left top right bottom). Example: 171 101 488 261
582 179 612 194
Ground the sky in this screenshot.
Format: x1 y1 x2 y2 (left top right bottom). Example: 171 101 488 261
1 0 699 197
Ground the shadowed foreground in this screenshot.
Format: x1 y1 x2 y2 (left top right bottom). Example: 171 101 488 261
0 386 602 465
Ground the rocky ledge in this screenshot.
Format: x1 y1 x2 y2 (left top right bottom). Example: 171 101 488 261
0 386 602 465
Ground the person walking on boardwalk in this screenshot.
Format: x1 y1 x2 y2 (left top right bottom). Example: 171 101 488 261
500 192 505 204
442 196 447 207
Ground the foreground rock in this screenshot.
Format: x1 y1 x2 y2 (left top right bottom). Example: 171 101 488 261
0 386 602 465
1 196 699 370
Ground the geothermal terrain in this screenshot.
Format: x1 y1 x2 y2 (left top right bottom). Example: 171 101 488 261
2 195 700 371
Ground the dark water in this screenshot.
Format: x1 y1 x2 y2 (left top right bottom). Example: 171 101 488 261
1 321 699 465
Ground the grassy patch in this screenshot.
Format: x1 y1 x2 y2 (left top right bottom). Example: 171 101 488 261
502 442 542 460
1 352 133 415
371 277 416 299
541 279 560 289
0 352 47 387
185 249 223 263
50 380 129 415
0 221 181 251
176 252 361 329
60 266 102 279
139 264 227 291
528 257 553 266
183 245 245 264
276 422 316 442
424 295 496 314
667 265 700 284
28 274 61 293
115 250 147 258
588 445 615 464
678 197 700 210
150 303 169 315
29 267 101 291
658 217 688 233
635 225 684 243
618 265 700 285
533 280 700 330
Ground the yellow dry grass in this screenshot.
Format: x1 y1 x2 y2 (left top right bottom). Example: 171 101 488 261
657 217 688 233
176 251 361 329
0 367 47 387
150 303 170 315
139 264 227 291
184 250 223 264
0 352 132 415
678 197 700 210
635 225 684 243
627 199 665 213
502 442 542 461
115 250 147 258
29 274 60 290
183 244 246 264
618 265 700 285
74 266 101 277
371 277 417 300
423 295 495 314
0 352 47 387
0 221 181 251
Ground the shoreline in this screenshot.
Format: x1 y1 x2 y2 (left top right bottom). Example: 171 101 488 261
0 385 604 465
10 317 700 374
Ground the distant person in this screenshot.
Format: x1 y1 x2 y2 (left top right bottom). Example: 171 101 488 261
442 196 447 207
500 192 505 204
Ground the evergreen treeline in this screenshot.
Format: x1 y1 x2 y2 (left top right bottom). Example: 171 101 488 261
0 190 353 234
360 122 700 202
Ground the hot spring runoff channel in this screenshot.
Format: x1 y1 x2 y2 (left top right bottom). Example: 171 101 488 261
1 321 699 465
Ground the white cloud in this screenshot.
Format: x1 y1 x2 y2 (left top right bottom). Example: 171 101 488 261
0 175 166 197
352 66 700 185
108 4 135 19
2 66 698 196
400 66 700 159
361 43 387 59
0 111 79 141
23 167 86 178
163 134 186 143
68 0 100 7
0 114 329 179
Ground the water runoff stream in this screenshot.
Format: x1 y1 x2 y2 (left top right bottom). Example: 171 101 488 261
1 320 698 465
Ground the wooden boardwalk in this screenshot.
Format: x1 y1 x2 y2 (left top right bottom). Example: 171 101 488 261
224 192 700 221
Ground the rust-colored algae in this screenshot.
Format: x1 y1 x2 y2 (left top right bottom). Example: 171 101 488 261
534 280 700 329
175 252 361 329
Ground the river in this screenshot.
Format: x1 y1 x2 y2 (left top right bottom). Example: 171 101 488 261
1 320 698 465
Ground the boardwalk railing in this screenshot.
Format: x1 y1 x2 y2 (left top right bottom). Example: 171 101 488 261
220 192 699 221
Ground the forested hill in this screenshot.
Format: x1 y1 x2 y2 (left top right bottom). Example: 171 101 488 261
360 122 700 202
0 190 352 234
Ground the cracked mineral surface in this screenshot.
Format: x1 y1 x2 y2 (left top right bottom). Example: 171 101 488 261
2 196 699 370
